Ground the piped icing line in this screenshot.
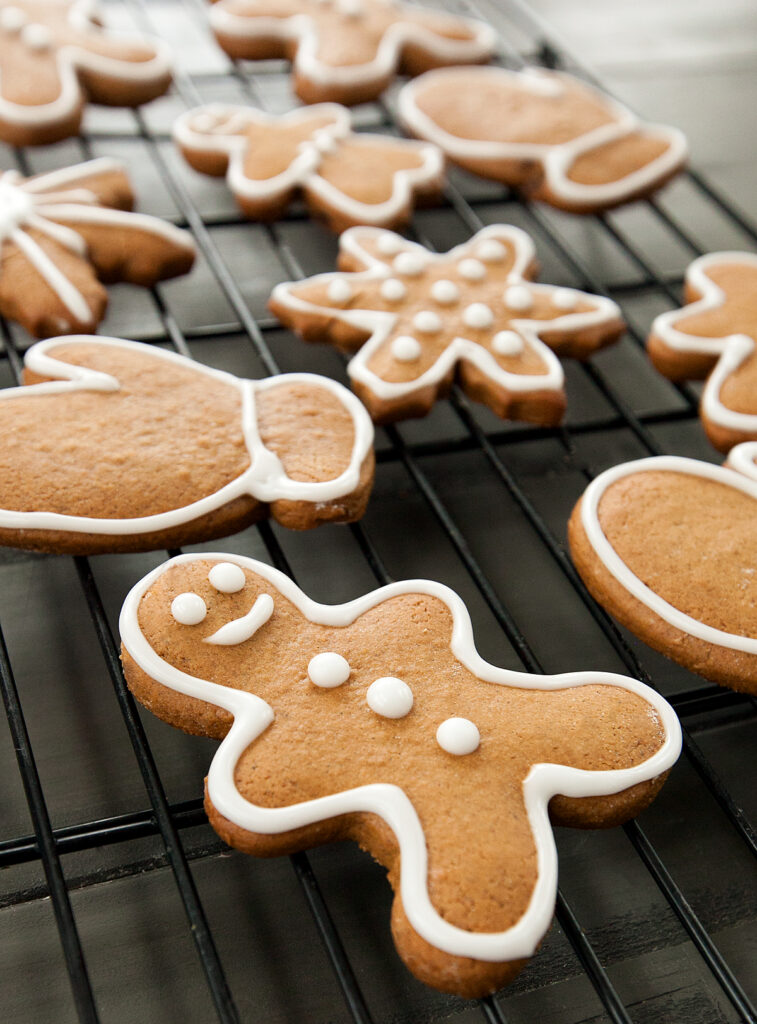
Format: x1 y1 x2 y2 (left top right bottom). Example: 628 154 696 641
119 552 682 962
173 102 443 226
725 440 757 479
580 452 757 654
10 226 91 320
204 593 275 646
397 66 689 208
0 335 374 534
208 0 497 90
0 0 172 128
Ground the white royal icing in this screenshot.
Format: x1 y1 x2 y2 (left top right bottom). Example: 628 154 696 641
380 277 406 302
308 651 351 688
463 302 494 330
430 279 459 305
477 239 506 263
366 676 414 718
413 310 442 334
204 593 275 646
0 335 374 536
579 451 757 654
120 552 681 962
397 66 689 209
552 288 579 311
436 717 480 755
208 562 247 593
492 330 524 356
171 592 207 625
391 335 422 362
21 21 51 50
458 258 486 281
327 278 353 304
0 6 26 31
505 286 534 313
394 250 426 277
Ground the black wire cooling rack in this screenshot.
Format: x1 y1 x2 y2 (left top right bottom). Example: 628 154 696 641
1 1 755 1022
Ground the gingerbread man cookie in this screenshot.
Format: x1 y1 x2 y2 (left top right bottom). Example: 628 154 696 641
569 443 757 694
0 157 195 337
647 252 757 453
0 0 173 146
120 552 680 997
174 102 443 233
398 66 688 213
0 335 374 554
269 224 624 423
207 0 496 106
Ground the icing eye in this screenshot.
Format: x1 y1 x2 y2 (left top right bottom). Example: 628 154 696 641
366 677 413 719
308 652 351 688
208 562 246 593
504 285 534 312
391 335 421 362
171 592 207 625
327 278 352 304
204 593 274 646
463 303 494 329
457 258 486 281
552 288 579 311
430 279 459 305
436 717 480 755
492 330 524 356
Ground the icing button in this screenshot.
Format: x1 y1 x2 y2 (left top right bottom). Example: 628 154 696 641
457 258 486 281
327 278 353 304
366 676 413 719
393 251 425 277
492 330 524 356
436 717 480 755
430 279 459 305
413 310 442 334
171 592 207 625
391 335 422 362
308 652 351 688
208 562 246 593
0 5 26 31
463 302 494 329
21 22 51 50
553 288 579 311
505 285 534 312
477 239 507 263
380 277 406 302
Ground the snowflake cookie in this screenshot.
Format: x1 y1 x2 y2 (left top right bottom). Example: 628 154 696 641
647 252 757 452
0 0 172 145
207 0 496 106
121 552 681 997
269 224 624 423
0 335 374 553
173 102 443 232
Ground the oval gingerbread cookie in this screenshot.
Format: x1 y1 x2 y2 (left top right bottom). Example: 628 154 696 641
120 552 681 997
569 444 757 694
0 335 374 553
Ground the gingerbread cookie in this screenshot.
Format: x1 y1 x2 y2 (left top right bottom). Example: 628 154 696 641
0 335 374 554
569 444 757 694
398 66 688 213
269 224 624 423
207 0 496 106
647 252 757 453
0 158 195 337
173 102 443 233
120 552 680 997
0 0 173 146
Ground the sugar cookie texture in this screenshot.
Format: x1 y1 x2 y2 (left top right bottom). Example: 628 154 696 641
569 444 757 694
647 252 757 452
0 335 374 553
269 224 624 423
0 0 172 145
0 158 195 337
207 0 496 106
399 66 688 212
173 102 443 232
120 553 681 997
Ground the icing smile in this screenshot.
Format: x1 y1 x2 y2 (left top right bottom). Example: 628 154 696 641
203 593 275 646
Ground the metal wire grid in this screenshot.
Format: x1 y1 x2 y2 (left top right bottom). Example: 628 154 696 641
0 0 755 1021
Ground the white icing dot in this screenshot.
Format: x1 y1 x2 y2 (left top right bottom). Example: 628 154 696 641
477 239 506 263
208 562 246 593
457 258 486 281
436 717 480 755
313 129 338 154
391 335 421 362
171 592 207 625
376 232 404 256
552 288 579 311
505 285 534 312
380 277 406 302
463 302 494 329
492 330 524 356
21 22 51 50
0 6 26 31
366 677 413 719
327 278 352 304
393 251 425 277
308 652 351 688
430 279 459 305
413 310 442 334
337 0 363 17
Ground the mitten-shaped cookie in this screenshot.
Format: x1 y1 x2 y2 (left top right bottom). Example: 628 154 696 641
0 158 195 337
208 0 496 106
0 335 374 553
121 553 680 998
647 252 757 452
270 224 624 423
569 443 757 693
399 66 688 213
173 102 443 232
0 0 172 145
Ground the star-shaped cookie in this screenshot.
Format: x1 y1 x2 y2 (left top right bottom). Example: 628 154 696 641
208 0 496 105
173 102 443 232
0 0 172 145
269 225 625 423
0 158 195 337
647 252 757 452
